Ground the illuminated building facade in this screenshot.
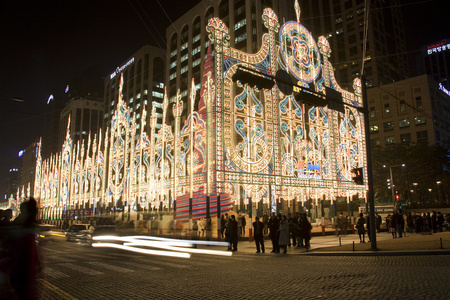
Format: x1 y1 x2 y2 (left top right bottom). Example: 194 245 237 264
367 74 450 147
31 2 368 225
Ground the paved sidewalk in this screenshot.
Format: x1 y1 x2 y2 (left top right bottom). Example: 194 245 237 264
198 231 450 256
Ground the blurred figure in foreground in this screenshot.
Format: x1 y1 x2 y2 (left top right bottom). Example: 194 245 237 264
0 198 41 300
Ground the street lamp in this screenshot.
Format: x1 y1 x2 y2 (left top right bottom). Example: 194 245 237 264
383 163 405 209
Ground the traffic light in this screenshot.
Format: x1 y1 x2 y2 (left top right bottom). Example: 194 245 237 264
232 68 275 90
351 168 364 185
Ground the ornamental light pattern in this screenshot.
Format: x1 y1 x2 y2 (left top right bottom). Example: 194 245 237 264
31 3 366 221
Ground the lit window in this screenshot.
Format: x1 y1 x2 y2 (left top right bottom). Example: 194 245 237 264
415 96 423 108
181 53 189 63
170 50 177 58
234 19 246 30
130 98 134 103
400 133 411 142
144 89 148 95
170 73 177 80
369 125 379 133
170 61 177 69
370 107 375 117
181 42 188 51
385 136 395 144
399 118 410 128
193 34 201 43
415 115 426 125
152 91 164 98
193 58 201 67
400 101 406 112
235 32 247 43
383 122 394 131
336 27 344 35
181 66 188 74
371 138 380 146
384 104 390 114
137 93 141 99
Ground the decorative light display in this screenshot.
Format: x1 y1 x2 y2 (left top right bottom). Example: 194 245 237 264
29 2 366 222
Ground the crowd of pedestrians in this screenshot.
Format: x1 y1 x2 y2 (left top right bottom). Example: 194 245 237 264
221 211 312 254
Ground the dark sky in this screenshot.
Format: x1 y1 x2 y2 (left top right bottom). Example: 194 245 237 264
0 0 448 198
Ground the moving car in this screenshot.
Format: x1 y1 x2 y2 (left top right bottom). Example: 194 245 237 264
65 224 94 242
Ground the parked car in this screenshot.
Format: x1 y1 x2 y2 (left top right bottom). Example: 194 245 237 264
65 224 94 242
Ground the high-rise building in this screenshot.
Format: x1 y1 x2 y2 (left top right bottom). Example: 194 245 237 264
416 38 450 89
165 0 295 123
299 0 409 89
367 74 450 148
59 96 104 148
103 45 166 135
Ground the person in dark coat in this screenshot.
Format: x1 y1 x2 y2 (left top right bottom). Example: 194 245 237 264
357 213 366 243
390 212 398 238
228 215 238 251
298 213 312 249
375 213 382 233
253 216 265 253
268 213 280 253
278 215 290 254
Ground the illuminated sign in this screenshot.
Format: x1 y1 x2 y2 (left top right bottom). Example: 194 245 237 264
439 83 450 97
110 57 135 79
18 150 25 158
427 39 450 55
47 94 54 104
65 85 69 93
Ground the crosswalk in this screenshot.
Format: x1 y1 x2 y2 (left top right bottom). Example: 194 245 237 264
39 249 254 280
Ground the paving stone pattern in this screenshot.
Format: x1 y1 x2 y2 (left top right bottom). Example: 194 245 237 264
35 240 450 300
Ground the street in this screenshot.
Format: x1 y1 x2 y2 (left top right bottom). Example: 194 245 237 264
35 236 449 299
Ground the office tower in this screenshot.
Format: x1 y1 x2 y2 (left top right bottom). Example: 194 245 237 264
367 74 450 148
299 0 409 89
417 38 450 89
103 45 166 135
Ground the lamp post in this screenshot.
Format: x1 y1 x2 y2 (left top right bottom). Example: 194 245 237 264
383 163 405 209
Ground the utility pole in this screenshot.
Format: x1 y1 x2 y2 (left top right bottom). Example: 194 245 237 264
361 75 377 250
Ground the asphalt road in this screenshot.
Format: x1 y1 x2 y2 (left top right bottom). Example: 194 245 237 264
33 236 449 299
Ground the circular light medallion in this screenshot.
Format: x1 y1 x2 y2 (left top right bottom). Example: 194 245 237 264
279 21 321 83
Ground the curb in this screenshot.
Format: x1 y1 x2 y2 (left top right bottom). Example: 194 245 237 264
299 249 450 256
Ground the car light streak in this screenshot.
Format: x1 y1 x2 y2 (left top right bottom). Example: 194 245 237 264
123 242 232 256
91 242 191 258
132 235 230 247
91 235 232 257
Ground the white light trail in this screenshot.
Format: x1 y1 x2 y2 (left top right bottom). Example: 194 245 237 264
91 235 232 257
92 242 191 258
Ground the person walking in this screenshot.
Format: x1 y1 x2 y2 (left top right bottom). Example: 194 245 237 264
240 213 246 237
356 213 366 243
228 215 239 251
253 216 265 253
278 215 290 254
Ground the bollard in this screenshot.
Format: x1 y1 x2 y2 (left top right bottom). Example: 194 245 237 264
322 225 326 236
339 237 341 246
353 241 355 252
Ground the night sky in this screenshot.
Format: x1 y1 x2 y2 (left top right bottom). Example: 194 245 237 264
0 0 448 199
